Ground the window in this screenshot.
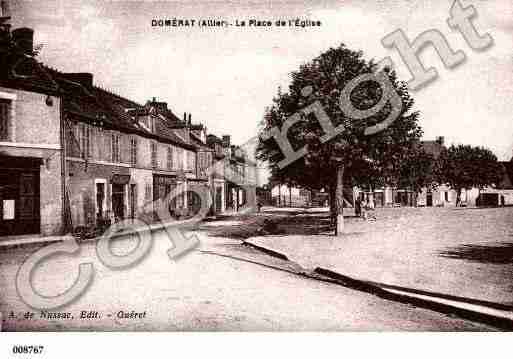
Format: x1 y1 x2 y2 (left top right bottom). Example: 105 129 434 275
186 151 195 171
172 147 177 170
167 146 173 170
76 123 91 159
111 133 120 163
145 183 152 201
0 100 10 140
84 125 91 158
130 138 138 167
151 142 157 168
199 151 211 177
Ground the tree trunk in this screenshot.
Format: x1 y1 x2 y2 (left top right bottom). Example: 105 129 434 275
335 165 345 235
278 184 281 207
328 184 336 227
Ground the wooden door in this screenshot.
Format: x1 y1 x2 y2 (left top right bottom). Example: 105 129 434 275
0 169 40 236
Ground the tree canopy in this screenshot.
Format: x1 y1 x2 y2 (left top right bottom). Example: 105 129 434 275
257 44 423 234
437 144 504 196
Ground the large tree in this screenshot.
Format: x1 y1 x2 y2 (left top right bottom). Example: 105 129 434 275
257 44 422 235
437 144 504 205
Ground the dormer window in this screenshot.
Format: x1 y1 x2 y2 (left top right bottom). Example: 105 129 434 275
137 115 156 134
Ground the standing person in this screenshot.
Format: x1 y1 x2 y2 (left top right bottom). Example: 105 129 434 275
355 197 361 218
361 197 368 220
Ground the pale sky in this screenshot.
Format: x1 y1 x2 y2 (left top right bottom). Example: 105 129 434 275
9 0 513 160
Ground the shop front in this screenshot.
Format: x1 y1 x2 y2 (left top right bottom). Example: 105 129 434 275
0 156 41 236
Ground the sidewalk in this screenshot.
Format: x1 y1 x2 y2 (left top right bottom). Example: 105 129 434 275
245 207 513 310
0 234 73 249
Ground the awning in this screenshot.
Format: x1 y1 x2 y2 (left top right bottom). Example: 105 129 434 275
111 174 130 185
0 156 43 170
154 175 177 186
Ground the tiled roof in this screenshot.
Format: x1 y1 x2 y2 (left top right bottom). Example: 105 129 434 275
207 134 223 145
45 67 197 150
146 102 183 128
0 54 60 95
190 132 212 151
0 43 206 152
154 119 193 148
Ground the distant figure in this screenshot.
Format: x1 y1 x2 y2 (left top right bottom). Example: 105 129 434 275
501 195 505 207
368 196 375 210
257 202 262 213
361 199 368 220
362 197 376 221
355 197 362 218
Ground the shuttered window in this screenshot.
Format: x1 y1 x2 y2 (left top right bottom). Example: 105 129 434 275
81 125 91 159
177 148 183 171
111 133 120 163
130 138 138 167
151 142 157 168
167 146 173 170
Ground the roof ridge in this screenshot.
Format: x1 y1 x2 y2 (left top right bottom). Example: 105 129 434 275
94 85 144 108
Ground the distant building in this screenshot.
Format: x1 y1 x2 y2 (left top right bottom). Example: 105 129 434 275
415 136 457 207
271 185 310 207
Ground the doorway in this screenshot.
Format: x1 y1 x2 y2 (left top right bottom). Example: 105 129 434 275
427 192 433 207
112 183 125 221
130 184 136 219
0 160 40 236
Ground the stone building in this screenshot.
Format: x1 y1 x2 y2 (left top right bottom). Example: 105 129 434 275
0 21 256 240
0 25 64 236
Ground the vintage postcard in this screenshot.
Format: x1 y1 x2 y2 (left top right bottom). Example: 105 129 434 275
0 0 512 349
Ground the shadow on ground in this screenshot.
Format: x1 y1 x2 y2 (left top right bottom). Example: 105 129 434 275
198 211 358 239
440 242 513 264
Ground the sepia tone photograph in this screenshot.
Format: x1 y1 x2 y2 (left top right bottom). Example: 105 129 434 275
0 0 512 334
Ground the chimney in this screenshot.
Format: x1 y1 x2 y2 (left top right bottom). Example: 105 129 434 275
149 97 168 112
11 27 34 55
222 135 231 148
183 112 186 123
62 73 94 89
187 113 192 126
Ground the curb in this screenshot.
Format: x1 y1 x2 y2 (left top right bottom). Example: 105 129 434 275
0 236 72 250
314 267 513 331
244 240 513 331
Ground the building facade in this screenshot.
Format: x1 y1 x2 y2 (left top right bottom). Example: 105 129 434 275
0 25 64 236
0 22 256 240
